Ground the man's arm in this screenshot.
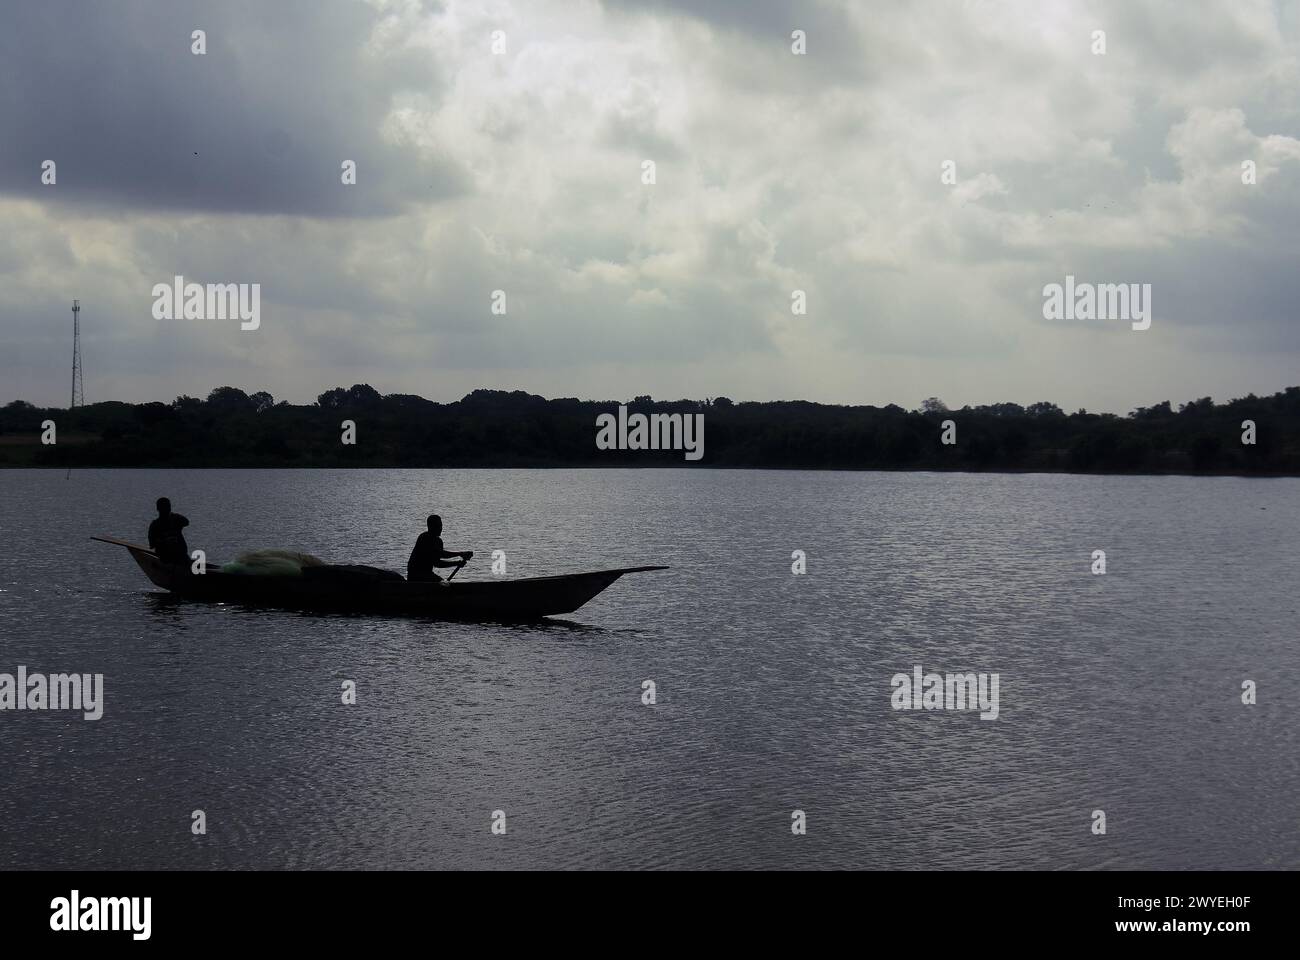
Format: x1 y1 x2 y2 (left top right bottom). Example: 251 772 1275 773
434 546 473 568
174 514 189 528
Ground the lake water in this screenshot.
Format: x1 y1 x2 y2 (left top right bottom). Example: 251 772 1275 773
1 468 1297 870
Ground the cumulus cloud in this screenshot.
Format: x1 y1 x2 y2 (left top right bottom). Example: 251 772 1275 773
1 0 1298 411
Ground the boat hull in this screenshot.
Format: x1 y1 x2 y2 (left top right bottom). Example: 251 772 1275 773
92 537 665 621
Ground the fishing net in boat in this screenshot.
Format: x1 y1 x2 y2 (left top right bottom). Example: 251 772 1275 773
219 549 324 576
302 564 405 583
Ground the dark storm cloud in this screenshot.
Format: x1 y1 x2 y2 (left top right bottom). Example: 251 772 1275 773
0 0 466 216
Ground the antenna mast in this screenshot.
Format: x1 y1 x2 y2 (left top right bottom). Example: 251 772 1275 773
70 299 84 408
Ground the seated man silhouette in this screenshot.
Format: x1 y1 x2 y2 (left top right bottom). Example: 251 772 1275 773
148 497 191 565
407 515 473 583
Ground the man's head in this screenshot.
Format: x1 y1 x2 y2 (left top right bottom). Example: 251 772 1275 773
427 514 442 534
156 497 171 516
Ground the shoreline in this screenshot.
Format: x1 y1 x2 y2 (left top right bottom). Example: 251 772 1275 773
5 463 1298 479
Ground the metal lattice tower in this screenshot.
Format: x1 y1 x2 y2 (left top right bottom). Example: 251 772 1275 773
70 299 85 408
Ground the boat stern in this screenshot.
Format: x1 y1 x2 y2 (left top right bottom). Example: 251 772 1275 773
128 546 183 589
92 536 185 590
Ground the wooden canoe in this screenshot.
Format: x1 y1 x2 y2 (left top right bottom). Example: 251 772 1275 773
92 536 667 620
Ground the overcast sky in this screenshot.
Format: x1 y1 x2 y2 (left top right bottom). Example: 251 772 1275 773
2 0 1298 412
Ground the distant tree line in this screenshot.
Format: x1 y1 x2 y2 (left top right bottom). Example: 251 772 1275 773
2 384 1298 475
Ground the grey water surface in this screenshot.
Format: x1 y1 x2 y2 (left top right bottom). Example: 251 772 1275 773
1 468 1296 869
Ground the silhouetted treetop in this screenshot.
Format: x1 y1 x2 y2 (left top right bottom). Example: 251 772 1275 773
207 386 250 409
